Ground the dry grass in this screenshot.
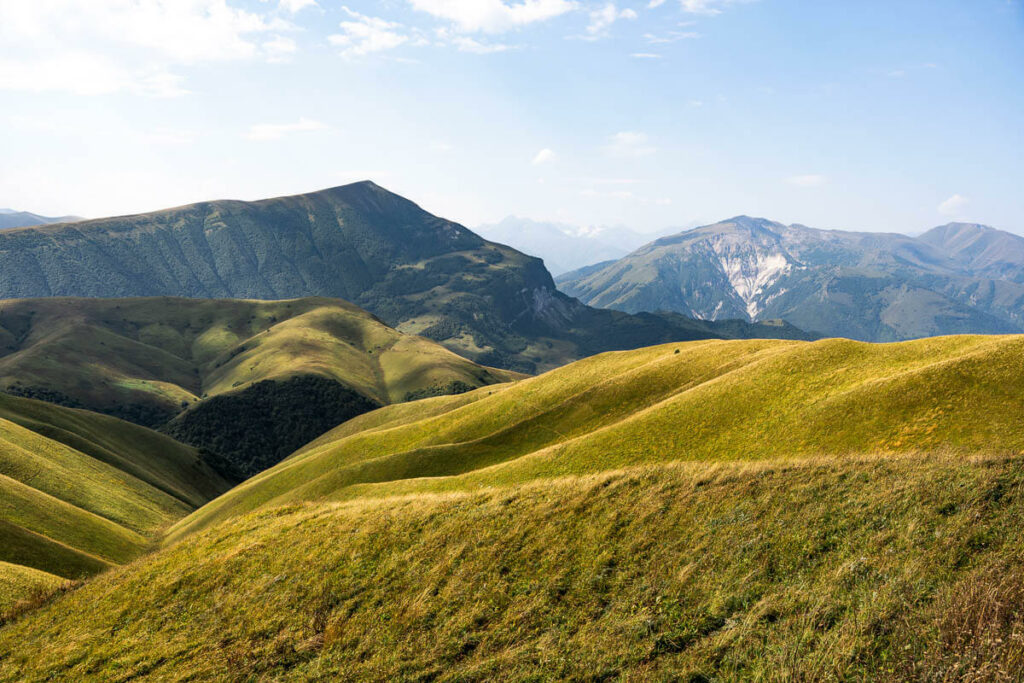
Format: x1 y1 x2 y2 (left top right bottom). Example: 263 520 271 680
169 335 1024 541
4 453 1024 680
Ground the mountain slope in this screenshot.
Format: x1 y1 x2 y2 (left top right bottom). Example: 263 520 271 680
0 392 230 591
919 222 1024 283
168 334 1024 541
0 296 519 475
0 211 81 231
558 216 1024 341
3 336 1024 680
0 183 809 373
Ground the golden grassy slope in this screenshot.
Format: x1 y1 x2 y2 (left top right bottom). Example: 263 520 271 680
3 335 1024 680
0 394 231 587
0 562 63 616
0 296 520 419
169 335 1024 541
2 455 1023 680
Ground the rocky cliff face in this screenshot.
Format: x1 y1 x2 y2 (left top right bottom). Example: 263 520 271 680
559 216 1024 341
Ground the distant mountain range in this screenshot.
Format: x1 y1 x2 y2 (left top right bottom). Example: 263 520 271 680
0 209 81 230
557 216 1024 341
475 216 674 276
0 182 809 373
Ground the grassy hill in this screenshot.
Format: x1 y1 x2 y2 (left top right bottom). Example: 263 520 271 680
0 182 811 374
0 562 63 616
0 335 1022 679
0 296 519 475
0 392 231 615
2 455 1023 679
168 334 1024 540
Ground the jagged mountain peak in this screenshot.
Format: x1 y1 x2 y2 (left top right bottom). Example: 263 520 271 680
558 214 1024 340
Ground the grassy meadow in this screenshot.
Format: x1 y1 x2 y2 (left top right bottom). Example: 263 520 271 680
168 335 1024 540
1 334 1023 680
0 393 232 605
2 454 1024 680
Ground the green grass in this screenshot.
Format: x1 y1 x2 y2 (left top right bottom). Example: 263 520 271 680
0 393 232 588
0 296 520 422
0 562 63 615
4 334 1024 680
168 335 1024 541
0 393 228 508
3 455 1024 680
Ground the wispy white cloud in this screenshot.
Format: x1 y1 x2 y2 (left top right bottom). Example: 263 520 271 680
786 174 826 188
606 131 656 157
329 7 409 58
583 3 637 40
409 0 578 34
277 0 318 12
0 53 188 97
532 148 556 165
644 29 700 43
451 36 512 53
631 52 661 59
246 117 329 141
0 0 290 96
679 0 755 15
938 193 969 216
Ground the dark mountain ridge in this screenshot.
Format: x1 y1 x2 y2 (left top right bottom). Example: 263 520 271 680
0 183 812 372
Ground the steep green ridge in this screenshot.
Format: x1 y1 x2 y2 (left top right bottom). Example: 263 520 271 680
169 334 1024 541
0 393 226 507
0 182 811 373
0 393 231 586
0 296 519 474
557 216 1024 341
3 455 1024 680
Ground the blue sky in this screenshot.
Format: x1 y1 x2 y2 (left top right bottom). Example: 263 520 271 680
1 0 1021 235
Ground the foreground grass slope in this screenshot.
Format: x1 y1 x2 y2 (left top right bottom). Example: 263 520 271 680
170 334 1024 540
0 393 231 589
2 455 1023 680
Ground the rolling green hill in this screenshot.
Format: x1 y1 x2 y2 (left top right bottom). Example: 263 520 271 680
1 335 1024 679
0 392 231 614
167 334 1024 541
0 182 811 374
0 296 519 476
